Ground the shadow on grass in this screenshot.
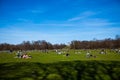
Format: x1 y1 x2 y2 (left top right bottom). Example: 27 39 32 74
0 61 120 80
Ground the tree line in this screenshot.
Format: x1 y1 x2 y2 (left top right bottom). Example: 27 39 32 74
70 38 120 49
0 40 66 51
0 35 120 51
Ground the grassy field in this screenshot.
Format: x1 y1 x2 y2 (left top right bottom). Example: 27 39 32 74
0 49 120 80
0 49 120 63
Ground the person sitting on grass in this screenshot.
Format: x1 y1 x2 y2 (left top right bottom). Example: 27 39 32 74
22 53 29 59
99 49 106 54
66 53 70 56
22 53 32 59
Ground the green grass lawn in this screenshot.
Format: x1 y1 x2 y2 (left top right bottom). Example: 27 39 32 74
0 49 120 63
0 50 120 80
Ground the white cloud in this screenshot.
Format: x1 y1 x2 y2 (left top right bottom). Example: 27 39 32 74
79 18 116 27
68 11 96 21
67 10 117 27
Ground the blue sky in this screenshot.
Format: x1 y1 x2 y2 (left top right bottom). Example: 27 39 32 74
0 0 120 44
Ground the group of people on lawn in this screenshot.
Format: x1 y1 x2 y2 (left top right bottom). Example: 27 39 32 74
16 50 31 59
15 49 118 59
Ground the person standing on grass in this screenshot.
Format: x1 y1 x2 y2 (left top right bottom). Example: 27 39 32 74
16 51 20 58
16 50 23 58
86 52 90 58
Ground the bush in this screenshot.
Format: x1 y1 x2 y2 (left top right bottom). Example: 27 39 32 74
0 61 120 80
46 74 63 80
